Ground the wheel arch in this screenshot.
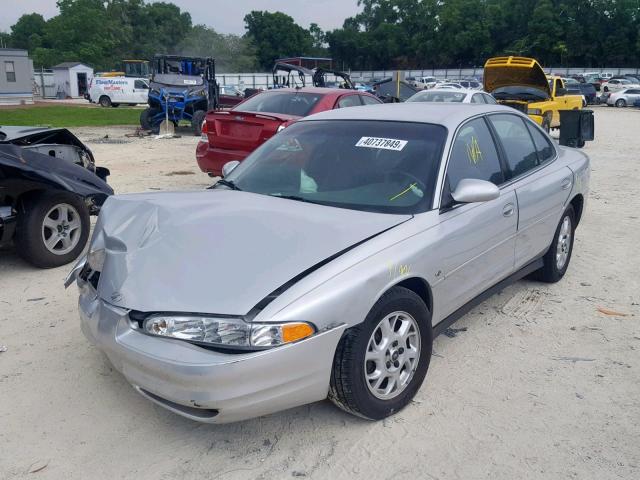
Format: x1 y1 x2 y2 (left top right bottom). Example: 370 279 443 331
391 276 433 314
569 194 584 226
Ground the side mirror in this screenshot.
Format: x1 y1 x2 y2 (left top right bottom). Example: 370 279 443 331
451 178 500 204
221 160 240 178
556 87 567 96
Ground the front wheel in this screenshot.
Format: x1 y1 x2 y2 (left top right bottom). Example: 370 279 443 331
329 286 432 420
533 205 575 283
15 191 90 268
615 99 626 108
140 108 159 130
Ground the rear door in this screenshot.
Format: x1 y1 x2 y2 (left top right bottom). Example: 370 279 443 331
487 113 572 269
434 116 517 318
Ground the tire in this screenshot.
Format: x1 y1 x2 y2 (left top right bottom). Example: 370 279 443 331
191 110 207 136
541 114 551 133
15 191 90 268
329 286 433 420
98 95 112 108
140 108 159 130
615 99 626 108
533 205 575 283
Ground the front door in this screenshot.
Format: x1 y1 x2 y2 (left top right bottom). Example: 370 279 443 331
433 116 517 319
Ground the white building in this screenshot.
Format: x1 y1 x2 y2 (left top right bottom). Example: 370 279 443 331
0 48 34 105
52 62 94 98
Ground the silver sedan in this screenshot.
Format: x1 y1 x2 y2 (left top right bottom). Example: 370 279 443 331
67 103 590 423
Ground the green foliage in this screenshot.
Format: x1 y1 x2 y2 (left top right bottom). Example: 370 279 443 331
244 11 314 69
0 105 141 127
328 0 640 69
4 0 640 73
178 25 257 72
4 0 251 72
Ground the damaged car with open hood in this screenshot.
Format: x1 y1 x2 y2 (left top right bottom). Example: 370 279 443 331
0 126 112 268
67 103 589 423
484 56 583 132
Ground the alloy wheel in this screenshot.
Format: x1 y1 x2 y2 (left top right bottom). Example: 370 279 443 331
555 215 572 270
364 311 421 400
41 203 82 255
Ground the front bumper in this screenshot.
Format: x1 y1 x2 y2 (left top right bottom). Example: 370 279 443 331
78 287 346 423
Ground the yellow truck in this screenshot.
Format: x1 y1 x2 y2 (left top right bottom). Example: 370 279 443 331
484 56 583 132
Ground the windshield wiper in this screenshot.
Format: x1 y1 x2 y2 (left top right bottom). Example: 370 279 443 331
270 194 324 205
213 179 242 191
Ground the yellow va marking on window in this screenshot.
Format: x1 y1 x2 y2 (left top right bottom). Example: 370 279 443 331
389 182 417 201
466 136 483 165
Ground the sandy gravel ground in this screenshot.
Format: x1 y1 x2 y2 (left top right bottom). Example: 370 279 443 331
1 109 639 480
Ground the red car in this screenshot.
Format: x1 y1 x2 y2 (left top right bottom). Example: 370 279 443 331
196 87 382 176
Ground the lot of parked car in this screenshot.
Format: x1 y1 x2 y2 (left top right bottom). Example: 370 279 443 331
1 105 638 479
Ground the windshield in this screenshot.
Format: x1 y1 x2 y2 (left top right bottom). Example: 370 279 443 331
226 120 447 214
234 91 323 116
408 90 467 103
152 73 203 87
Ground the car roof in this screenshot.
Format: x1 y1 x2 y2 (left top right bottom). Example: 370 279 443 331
265 87 367 97
300 102 516 129
414 88 480 95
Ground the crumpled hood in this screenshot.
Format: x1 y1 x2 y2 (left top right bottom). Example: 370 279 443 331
94 190 410 315
484 56 551 98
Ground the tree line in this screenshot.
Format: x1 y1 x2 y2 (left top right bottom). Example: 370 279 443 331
2 0 639 73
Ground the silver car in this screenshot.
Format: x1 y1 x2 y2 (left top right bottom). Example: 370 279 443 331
407 88 497 104
67 103 589 424
606 88 640 107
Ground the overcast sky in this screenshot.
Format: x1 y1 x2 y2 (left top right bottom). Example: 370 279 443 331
0 0 362 33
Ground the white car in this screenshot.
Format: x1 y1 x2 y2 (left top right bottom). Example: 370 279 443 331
88 76 149 107
602 78 639 94
409 76 439 89
407 88 497 104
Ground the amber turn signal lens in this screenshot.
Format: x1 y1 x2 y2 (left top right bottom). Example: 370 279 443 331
282 323 315 343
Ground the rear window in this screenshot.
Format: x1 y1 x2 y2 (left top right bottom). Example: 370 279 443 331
408 91 466 103
235 92 323 116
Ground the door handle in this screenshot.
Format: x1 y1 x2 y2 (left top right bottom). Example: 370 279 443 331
561 177 572 190
503 203 515 217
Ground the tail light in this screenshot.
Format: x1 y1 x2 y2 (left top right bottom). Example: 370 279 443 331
200 120 208 142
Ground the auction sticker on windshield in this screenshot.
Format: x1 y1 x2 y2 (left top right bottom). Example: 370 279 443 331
356 137 408 151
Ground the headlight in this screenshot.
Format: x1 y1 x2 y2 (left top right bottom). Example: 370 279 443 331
142 315 315 349
528 108 542 115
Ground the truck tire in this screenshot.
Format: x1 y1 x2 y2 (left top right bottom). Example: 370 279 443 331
191 110 207 136
98 95 112 108
15 191 90 268
140 108 159 130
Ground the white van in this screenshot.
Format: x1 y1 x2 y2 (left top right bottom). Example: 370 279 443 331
88 77 149 107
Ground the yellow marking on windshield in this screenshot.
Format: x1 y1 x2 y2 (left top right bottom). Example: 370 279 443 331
467 136 483 164
389 182 417 201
